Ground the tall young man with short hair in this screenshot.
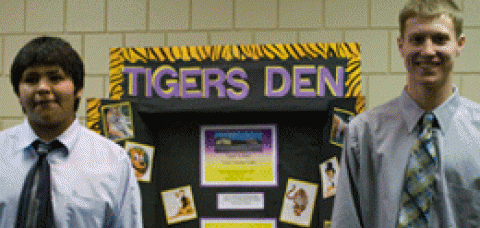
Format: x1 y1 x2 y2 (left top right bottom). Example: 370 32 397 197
331 0 480 227
0 36 143 227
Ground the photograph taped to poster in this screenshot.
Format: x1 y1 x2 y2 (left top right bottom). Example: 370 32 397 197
161 185 198 225
330 107 355 147
279 178 318 227
101 101 134 142
200 218 276 228
124 141 155 182
320 157 340 199
200 125 278 187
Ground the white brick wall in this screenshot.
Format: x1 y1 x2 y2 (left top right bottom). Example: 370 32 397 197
235 0 277 29
149 0 190 31
84 34 122 74
26 0 64 33
0 0 24 33
455 29 480 72
107 0 147 32
325 0 368 28
279 0 322 28
345 30 389 73
125 33 165 47
167 32 208 46
192 0 233 30
0 37 2 77
255 31 297 44
210 31 253 45
371 0 408 27
0 0 478 130
299 31 343 43
464 0 480 26
66 0 105 32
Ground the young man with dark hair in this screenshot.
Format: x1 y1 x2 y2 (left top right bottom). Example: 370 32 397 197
0 36 143 227
331 0 480 227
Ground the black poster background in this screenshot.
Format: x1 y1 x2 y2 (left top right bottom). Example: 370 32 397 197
96 97 357 228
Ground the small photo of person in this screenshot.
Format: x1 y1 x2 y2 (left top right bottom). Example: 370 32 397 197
330 107 354 148
101 102 134 142
320 157 340 199
161 185 198 225
124 142 155 182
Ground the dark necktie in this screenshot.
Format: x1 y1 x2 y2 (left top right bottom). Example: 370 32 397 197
15 140 61 228
397 112 438 228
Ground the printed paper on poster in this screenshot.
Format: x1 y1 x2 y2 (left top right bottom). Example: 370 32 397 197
124 141 155 182
161 185 198 225
320 157 340 199
200 124 278 187
200 218 276 228
279 178 319 227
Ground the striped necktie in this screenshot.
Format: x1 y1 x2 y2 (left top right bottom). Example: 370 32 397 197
397 112 438 228
15 140 62 228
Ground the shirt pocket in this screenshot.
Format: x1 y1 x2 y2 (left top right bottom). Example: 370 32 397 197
66 194 107 228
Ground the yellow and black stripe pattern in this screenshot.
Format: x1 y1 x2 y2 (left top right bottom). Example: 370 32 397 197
355 95 365 114
86 98 102 134
109 42 362 100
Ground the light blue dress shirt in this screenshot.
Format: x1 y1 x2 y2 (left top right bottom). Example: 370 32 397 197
0 119 143 228
331 87 480 228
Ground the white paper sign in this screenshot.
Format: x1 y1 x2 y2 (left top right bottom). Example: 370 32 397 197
217 193 264 210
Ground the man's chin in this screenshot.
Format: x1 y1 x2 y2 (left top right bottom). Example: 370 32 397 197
29 114 64 127
418 78 444 90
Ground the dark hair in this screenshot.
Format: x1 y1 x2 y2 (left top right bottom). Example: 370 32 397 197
399 0 463 38
10 36 84 110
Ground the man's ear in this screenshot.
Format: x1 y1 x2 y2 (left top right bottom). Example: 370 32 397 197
456 34 466 57
397 36 405 58
75 88 84 99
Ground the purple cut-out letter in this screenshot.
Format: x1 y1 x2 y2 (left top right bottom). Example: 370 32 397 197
293 66 316 98
181 68 202 98
203 69 226 98
124 67 145 96
265 67 291 98
153 67 179 99
226 68 249 100
318 66 344 97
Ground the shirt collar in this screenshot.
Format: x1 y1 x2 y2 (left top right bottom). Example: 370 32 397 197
17 118 81 156
401 86 460 134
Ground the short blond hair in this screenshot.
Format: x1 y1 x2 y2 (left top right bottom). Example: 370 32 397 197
399 0 463 38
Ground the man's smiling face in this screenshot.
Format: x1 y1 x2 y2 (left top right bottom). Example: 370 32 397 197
398 14 465 90
18 65 82 130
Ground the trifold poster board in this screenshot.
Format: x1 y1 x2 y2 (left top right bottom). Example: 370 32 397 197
87 43 363 228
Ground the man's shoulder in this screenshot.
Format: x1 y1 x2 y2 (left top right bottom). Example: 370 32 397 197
76 124 127 158
458 96 480 121
350 96 402 127
459 96 480 110
0 123 25 140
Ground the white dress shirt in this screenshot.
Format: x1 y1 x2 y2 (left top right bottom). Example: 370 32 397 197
0 119 143 228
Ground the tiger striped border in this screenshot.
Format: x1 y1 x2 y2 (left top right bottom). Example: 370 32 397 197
86 98 102 134
91 43 363 134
